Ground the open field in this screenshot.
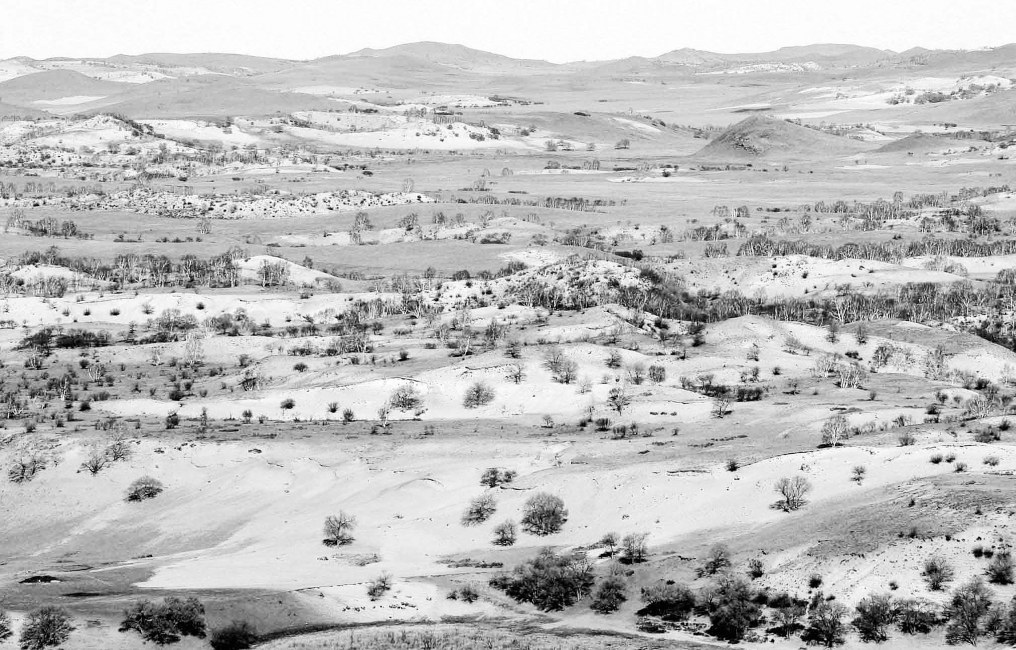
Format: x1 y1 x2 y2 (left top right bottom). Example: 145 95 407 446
4 39 1016 650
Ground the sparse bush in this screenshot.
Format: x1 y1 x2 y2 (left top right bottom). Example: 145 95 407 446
367 572 392 600
462 494 497 525
520 492 567 535
126 476 164 502
747 557 765 579
923 556 955 591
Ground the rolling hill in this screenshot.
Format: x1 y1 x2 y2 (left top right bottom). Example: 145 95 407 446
693 115 873 160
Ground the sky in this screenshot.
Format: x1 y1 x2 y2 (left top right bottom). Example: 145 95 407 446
2 0 1015 62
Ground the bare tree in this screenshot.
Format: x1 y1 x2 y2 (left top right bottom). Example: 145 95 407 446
774 476 812 511
323 512 356 546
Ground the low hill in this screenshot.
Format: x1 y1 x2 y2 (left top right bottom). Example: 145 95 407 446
0 69 126 105
874 132 976 154
692 115 871 160
88 76 339 119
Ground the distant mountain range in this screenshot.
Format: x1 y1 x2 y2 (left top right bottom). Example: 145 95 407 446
1 41 1014 120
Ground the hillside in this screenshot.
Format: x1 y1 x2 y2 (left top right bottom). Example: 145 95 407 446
0 69 127 106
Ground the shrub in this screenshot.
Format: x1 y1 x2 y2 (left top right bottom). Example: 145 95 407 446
852 593 896 643
462 494 497 525
704 574 762 643
19 606 73 650
126 476 164 502
0 610 11 643
389 385 423 410
895 598 941 634
210 621 258 650
638 582 696 621
280 398 295 411
458 585 479 603
923 556 955 591
648 364 666 384
480 467 516 487
930 453 944 464
463 382 495 408
520 492 567 535
747 558 765 579
774 475 812 511
489 549 594 611
986 550 1014 585
802 601 849 647
367 572 392 600
119 597 206 644
984 455 1000 467
590 576 627 613
944 577 995 645
342 408 355 422
323 512 356 546
492 519 517 546
809 573 824 589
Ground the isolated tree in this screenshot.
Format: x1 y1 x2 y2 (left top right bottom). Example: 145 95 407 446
821 414 849 447
607 386 631 415
698 543 732 577
19 606 73 650
774 476 812 511
492 519 517 546
463 382 495 408
323 512 356 545
520 492 567 535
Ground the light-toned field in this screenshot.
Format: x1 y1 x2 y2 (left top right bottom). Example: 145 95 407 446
3 40 1016 650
